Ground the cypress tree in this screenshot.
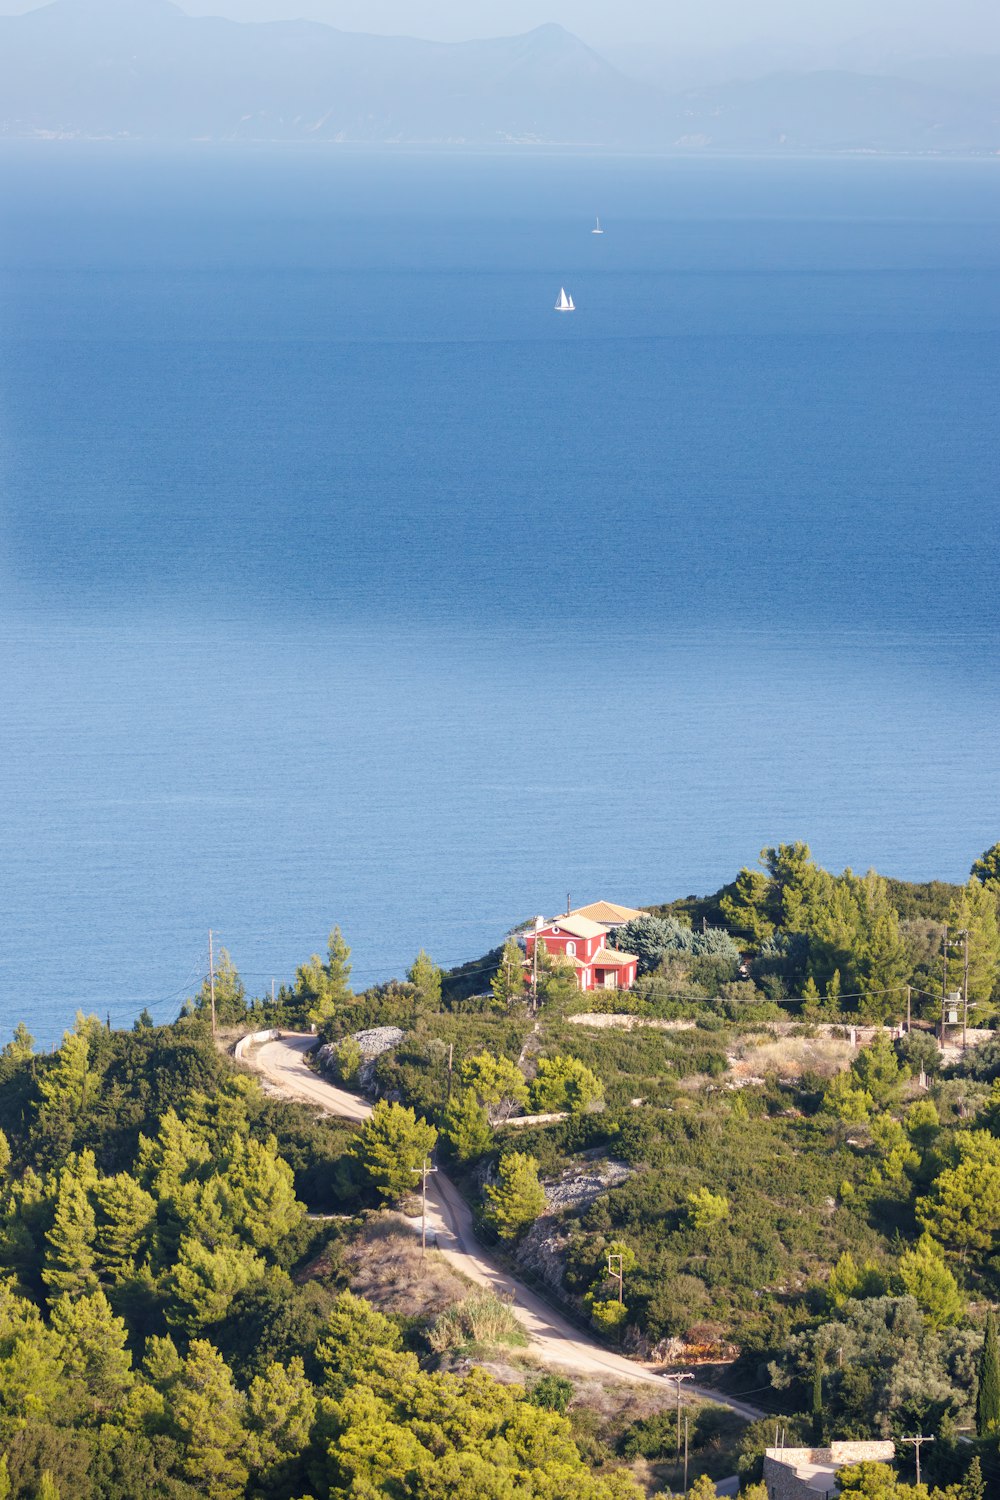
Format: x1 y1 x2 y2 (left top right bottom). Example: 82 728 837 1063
812 1346 825 1442
977 1307 1000 1436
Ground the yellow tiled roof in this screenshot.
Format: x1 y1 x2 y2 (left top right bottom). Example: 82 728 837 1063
570 901 646 926
542 914 606 940
590 946 638 968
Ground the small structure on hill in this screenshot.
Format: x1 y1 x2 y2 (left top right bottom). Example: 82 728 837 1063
763 1442 895 1500
523 901 641 992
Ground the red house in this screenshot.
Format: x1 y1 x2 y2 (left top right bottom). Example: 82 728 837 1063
523 903 641 992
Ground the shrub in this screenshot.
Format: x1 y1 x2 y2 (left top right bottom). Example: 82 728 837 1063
427 1292 526 1352
530 1055 603 1115
529 1374 574 1413
330 1036 362 1085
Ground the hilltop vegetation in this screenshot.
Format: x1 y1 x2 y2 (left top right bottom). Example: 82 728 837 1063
0 1015 649 1498
1 837 999 1496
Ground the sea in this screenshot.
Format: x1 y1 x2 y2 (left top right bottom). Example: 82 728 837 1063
1 145 998 1044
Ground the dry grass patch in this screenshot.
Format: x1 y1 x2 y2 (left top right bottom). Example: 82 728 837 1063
343 1213 472 1319
429 1291 527 1352
728 1032 854 1081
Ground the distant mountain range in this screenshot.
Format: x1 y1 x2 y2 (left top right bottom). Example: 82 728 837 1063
2 0 999 152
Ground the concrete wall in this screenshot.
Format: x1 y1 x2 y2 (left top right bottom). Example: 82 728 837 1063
828 1443 895 1464
232 1028 282 1062
764 1443 895 1500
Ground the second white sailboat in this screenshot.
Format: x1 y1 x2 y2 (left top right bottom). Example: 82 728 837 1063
555 287 575 312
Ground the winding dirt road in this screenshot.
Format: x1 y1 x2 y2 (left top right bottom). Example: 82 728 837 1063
247 1032 765 1419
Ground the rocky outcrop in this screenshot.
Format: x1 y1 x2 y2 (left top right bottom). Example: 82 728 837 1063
511 1157 634 1294
317 1025 405 1090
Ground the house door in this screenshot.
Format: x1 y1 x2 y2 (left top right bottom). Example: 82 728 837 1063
602 971 617 989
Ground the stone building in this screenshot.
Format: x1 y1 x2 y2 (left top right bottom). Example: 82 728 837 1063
763 1442 896 1500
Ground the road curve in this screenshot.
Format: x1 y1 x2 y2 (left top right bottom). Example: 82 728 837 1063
247 1033 765 1419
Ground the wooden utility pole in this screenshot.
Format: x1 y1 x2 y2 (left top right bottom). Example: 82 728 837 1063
901 1434 934 1487
208 929 217 1037
531 927 539 1015
607 1252 625 1304
942 922 953 1035
667 1371 694 1452
411 1157 438 1257
961 928 971 1049
906 984 911 1032
683 1412 690 1492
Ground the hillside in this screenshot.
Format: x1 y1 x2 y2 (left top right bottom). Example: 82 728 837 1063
2 0 999 151
0 837 998 1494
0 0 660 144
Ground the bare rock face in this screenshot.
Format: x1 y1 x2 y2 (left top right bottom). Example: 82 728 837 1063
543 1159 632 1213
513 1217 573 1294
317 1026 405 1090
511 1158 634 1294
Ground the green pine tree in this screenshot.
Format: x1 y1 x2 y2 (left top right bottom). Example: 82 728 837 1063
168 1237 266 1333
43 1154 99 1299
215 1132 304 1252
350 1101 438 1205
491 939 526 1008
315 1289 403 1394
195 948 246 1027
460 1052 529 1125
94 1171 157 1283
171 1340 249 1500
972 842 1000 890
978 1307 1000 1436
948 881 1000 1012
2 1022 34 1061
407 949 443 1010
530 1055 603 1115
442 1088 492 1162
50 1288 134 1420
894 1235 964 1330
34 1031 93 1149
963 1456 985 1500
297 925 353 1028
483 1152 546 1240
246 1355 316 1475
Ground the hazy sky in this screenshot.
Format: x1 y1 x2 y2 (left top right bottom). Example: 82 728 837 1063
3 0 999 67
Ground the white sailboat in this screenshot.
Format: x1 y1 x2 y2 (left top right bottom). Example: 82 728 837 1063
554 286 575 312
592 215 604 234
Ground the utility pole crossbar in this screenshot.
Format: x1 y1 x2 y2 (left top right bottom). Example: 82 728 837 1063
663 1371 694 1454
901 1434 934 1487
410 1157 438 1257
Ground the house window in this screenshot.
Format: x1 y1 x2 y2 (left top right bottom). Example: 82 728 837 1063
566 941 576 955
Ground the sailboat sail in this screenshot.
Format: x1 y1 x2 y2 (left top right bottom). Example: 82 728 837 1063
592 215 603 234
555 287 575 311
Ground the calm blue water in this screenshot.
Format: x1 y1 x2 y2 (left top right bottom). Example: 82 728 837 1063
1 147 999 1042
